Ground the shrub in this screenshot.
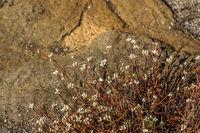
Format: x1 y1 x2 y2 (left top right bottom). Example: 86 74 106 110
29 40 200 132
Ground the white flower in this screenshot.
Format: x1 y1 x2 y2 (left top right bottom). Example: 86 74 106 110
183 71 187 75
142 98 146 102
36 117 45 127
131 39 136 44
92 80 96 84
71 55 74 59
131 104 141 112
186 98 192 103
136 104 141 109
120 124 127 130
61 105 71 112
68 83 74 89
98 117 102 122
143 129 149 132
103 114 111 120
143 74 147 80
157 74 161 78
29 103 34 109
55 88 60 95
196 55 200 60
153 95 157 99
153 57 157 62
127 38 132 42
93 102 97 106
182 76 185 80
100 59 107 67
129 54 136 59
184 86 188 90
166 56 173 63
53 70 59 75
133 45 139 49
125 65 129 69
92 94 97 100
48 52 53 57
154 42 158 45
78 107 84 113
72 96 77 100
97 105 103 111
81 64 86 71
38 128 42 132
61 77 65 81
120 67 124 72
53 120 59 124
82 92 87 98
75 115 82 122
87 57 92 62
152 50 158 55
190 83 197 89
112 73 118 79
107 89 111 94
106 46 112 49
181 125 187 131
143 116 148 121
153 117 158 122
123 83 127 87
107 80 112 84
184 62 187 66
83 117 90 125
66 122 72 131
84 108 90 113
134 80 139 85
142 50 148 56
73 62 78 67
52 103 58 109
99 77 103 82
168 93 173 97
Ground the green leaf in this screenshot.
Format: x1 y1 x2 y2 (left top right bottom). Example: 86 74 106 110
160 122 166 127
77 125 81 128
166 126 170 133
148 121 153 128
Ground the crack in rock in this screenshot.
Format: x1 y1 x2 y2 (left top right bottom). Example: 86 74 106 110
61 1 91 40
104 0 127 28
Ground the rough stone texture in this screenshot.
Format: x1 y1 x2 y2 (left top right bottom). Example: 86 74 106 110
0 0 200 132
164 0 200 40
68 30 198 91
64 0 125 51
110 0 200 54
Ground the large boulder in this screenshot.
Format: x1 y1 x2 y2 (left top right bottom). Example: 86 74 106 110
0 0 200 132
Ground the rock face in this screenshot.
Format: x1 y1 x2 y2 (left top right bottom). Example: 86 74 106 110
164 0 200 40
0 0 200 132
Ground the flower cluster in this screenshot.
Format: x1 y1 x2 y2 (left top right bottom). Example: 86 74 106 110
32 41 200 132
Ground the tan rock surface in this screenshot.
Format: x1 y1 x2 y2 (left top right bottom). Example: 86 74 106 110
64 0 125 51
0 0 200 131
110 0 200 54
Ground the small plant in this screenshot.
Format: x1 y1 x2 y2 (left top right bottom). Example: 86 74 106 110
29 39 200 132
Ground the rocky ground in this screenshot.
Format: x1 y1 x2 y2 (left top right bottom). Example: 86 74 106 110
164 0 200 40
0 0 200 132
